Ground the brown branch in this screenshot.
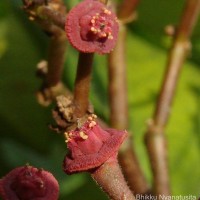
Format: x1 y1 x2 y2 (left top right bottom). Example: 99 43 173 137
22 0 69 106
117 0 139 22
36 29 69 106
45 30 66 87
108 23 128 130
73 53 94 118
108 22 149 195
36 5 66 30
22 0 66 29
34 0 67 89
23 0 70 106
145 0 200 196
108 0 149 194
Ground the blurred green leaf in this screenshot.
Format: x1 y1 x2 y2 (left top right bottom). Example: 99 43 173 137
0 12 51 152
0 0 9 58
0 21 7 58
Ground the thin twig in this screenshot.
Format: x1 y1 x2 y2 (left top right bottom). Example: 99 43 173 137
36 6 66 29
117 0 139 22
34 0 67 88
108 23 128 130
22 0 69 106
145 0 200 196
108 0 149 194
73 53 94 118
108 23 149 194
22 0 66 29
46 30 66 87
38 28 68 106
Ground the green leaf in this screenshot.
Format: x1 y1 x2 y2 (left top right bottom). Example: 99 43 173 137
0 7 50 152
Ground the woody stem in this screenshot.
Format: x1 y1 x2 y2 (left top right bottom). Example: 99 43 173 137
73 53 94 118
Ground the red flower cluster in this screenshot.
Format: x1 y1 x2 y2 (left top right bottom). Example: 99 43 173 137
63 114 127 174
0 166 59 200
65 0 119 54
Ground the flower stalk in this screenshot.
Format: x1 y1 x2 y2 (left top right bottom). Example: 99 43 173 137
73 53 94 118
91 157 135 200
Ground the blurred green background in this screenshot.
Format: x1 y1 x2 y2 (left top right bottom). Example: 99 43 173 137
0 0 200 199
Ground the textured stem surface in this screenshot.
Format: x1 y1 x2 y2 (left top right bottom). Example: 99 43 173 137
37 6 66 29
145 0 200 196
46 30 66 87
23 0 68 106
73 53 94 117
91 158 135 200
108 23 128 130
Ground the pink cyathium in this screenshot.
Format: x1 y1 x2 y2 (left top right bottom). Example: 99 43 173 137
63 115 127 174
0 165 59 200
65 0 119 54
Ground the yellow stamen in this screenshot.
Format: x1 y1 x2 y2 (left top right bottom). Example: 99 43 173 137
103 8 111 15
91 27 97 33
108 35 113 40
92 114 97 119
64 132 71 143
91 19 95 24
88 116 93 121
79 131 88 140
101 33 107 37
89 120 97 128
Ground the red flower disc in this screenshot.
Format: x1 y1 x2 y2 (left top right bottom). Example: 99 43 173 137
63 115 127 174
65 0 119 54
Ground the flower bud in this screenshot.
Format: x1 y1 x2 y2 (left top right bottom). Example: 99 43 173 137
0 166 59 200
